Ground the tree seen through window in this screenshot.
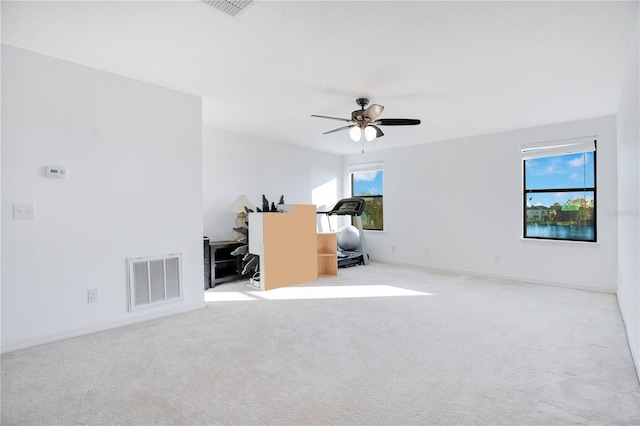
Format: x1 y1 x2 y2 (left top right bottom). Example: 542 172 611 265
351 169 383 230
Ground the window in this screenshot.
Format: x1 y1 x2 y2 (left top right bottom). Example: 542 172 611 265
522 137 596 242
349 162 383 231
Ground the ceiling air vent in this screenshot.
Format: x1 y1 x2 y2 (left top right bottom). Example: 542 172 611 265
202 0 254 17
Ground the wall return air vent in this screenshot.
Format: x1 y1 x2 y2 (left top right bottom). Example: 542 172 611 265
127 254 183 312
201 0 254 17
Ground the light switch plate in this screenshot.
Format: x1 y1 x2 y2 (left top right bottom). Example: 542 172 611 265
13 203 35 219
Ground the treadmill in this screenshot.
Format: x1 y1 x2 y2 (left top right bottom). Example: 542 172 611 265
318 197 369 267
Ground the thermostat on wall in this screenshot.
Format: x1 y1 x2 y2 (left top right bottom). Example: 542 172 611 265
46 166 67 179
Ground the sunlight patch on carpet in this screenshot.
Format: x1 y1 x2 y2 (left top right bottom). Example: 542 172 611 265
205 285 433 302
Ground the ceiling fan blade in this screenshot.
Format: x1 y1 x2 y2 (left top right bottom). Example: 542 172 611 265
323 125 354 135
361 104 384 120
375 118 421 126
369 125 384 138
311 114 351 123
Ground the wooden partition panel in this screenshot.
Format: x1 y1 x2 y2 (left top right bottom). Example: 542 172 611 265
250 204 318 290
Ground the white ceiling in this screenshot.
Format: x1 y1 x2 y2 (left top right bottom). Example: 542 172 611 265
2 1 638 155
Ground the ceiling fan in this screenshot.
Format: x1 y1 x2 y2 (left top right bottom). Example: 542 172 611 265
311 98 421 142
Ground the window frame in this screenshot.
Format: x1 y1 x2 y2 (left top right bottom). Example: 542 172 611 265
522 138 597 243
349 162 384 231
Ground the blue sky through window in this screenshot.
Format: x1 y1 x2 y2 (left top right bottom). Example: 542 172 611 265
525 152 594 207
353 170 383 196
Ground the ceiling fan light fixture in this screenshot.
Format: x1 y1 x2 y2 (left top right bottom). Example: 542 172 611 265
364 126 377 141
349 126 362 142
311 98 421 146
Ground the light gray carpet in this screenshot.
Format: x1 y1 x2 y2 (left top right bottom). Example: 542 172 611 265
2 262 639 425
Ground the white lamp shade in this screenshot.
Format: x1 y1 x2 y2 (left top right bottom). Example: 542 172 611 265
364 126 377 141
349 126 362 142
229 194 257 212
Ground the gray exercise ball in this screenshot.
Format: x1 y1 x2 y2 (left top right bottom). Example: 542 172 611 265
337 225 360 251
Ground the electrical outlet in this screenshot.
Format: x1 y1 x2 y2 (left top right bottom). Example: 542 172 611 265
424 248 430 255
87 288 99 303
494 255 501 263
391 245 396 252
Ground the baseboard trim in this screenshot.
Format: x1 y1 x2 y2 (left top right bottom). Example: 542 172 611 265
616 296 640 383
1 301 207 354
371 258 616 294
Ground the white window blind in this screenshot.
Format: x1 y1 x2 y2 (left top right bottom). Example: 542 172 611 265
348 161 383 173
521 136 596 160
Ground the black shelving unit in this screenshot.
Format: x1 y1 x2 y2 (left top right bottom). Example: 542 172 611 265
209 241 244 287
204 237 211 290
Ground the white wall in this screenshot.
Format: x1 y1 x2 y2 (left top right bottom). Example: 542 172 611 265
1 45 205 352
344 116 618 292
203 126 342 241
616 5 640 379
